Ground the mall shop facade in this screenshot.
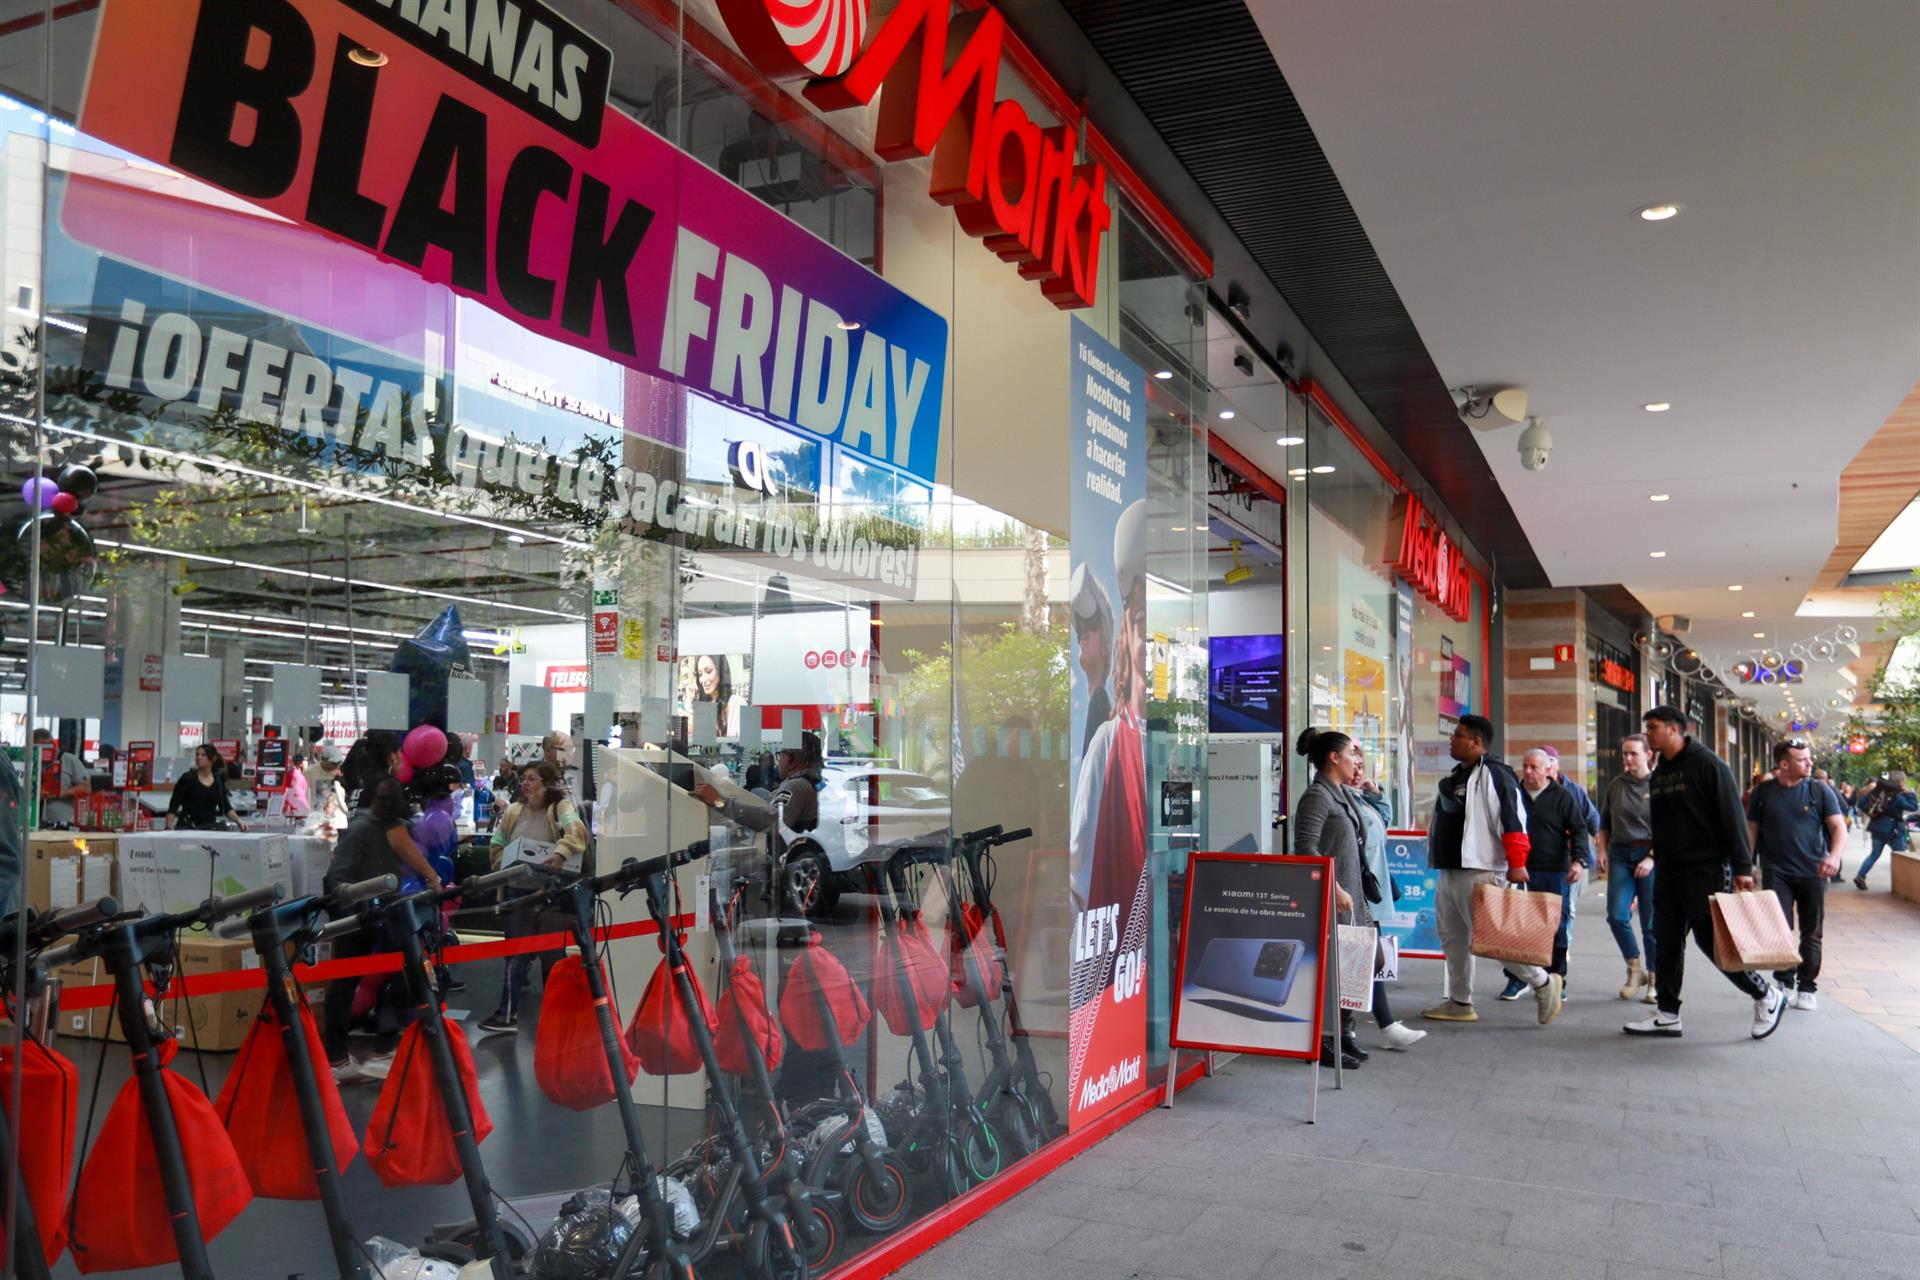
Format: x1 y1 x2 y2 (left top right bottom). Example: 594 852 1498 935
0 0 1508 1275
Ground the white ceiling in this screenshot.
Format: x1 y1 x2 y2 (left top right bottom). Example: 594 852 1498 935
1250 0 1920 735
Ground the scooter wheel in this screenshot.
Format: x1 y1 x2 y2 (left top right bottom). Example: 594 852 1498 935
962 1121 1002 1183
841 1154 912 1234
991 1094 1041 1160
798 1197 846 1269
745 1216 812 1280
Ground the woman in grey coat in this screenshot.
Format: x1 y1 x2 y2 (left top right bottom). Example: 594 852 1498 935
1293 727 1370 1068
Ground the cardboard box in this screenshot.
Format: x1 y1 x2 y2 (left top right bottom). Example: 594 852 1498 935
287 835 334 899
108 936 263 1052
44 934 112 1041
116 832 292 915
24 834 117 913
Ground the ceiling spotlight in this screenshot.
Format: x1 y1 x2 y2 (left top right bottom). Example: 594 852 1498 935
1649 550 1667 558
1753 632 1766 639
1649 494 1670 502
1276 435 1305 447
1218 410 1236 420
1727 584 1742 592
1288 468 1308 478
1637 202 1683 221
347 46 389 66
1310 464 1336 474
1223 539 1254 586
1153 370 1173 380
836 319 863 331
1741 610 1755 618
1643 402 1672 413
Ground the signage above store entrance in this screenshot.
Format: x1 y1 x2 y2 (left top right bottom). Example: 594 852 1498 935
78 0 949 482
716 0 1113 310
1386 495 1471 623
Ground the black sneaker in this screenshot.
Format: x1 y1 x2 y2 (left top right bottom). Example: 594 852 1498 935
1855 876 1868 891
477 1011 518 1034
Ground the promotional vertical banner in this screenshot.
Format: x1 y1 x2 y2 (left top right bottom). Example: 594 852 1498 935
1066 316 1148 1128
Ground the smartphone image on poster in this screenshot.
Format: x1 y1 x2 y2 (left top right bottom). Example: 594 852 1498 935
1189 937 1305 1015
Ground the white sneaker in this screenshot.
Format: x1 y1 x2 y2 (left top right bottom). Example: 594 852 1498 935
1624 1010 1683 1037
1790 990 1818 1012
1752 986 1786 1039
1378 1022 1427 1051
330 1058 368 1084
356 1051 394 1081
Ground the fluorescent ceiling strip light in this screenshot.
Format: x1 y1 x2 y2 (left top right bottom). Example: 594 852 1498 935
29 419 590 552
7 306 86 335
178 604 507 654
96 538 576 619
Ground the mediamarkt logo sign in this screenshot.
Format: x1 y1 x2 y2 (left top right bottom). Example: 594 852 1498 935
1077 1054 1142 1110
1388 494 1471 622
716 0 1112 310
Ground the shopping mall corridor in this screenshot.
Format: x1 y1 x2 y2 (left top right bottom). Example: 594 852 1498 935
895 834 1920 1280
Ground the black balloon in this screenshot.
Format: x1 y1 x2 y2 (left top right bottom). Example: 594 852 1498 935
0 513 98 604
55 464 97 499
391 605 471 730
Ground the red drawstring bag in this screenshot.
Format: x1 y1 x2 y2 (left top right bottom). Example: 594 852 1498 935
363 1015 494 1186
779 934 871 1051
536 954 640 1110
950 903 1006 1008
0 1036 77 1262
70 1040 254 1273
714 955 784 1077
625 945 718 1076
214 996 357 1198
874 918 948 1035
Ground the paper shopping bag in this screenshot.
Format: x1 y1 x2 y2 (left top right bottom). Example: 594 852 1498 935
1337 924 1376 1013
1711 891 1802 972
1470 882 1560 968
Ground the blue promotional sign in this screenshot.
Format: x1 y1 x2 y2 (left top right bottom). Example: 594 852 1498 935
1375 830 1442 958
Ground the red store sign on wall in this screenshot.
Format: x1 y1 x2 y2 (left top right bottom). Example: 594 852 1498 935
1386 495 1471 622
716 0 1113 309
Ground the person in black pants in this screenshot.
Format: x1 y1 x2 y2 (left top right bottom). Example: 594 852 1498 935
1625 706 1786 1041
1747 739 1844 1011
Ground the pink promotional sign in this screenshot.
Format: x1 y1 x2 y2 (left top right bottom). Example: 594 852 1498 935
78 0 948 481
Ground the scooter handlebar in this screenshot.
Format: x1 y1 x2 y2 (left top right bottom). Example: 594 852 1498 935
332 875 399 907
205 884 284 924
961 825 1003 846
991 828 1032 846
34 896 119 943
450 864 529 900
37 940 77 968
595 839 710 893
317 914 369 942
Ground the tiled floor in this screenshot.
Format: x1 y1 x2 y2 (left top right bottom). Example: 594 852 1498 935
895 831 1920 1280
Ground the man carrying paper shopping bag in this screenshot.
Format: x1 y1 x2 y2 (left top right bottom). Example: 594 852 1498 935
1746 739 1845 1010
1627 706 1787 1040
1421 715 1563 1026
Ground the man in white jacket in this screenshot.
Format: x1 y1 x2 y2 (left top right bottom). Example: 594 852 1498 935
1420 715 1563 1026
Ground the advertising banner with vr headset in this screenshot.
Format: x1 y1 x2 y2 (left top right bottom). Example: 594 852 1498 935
1066 317 1148 1128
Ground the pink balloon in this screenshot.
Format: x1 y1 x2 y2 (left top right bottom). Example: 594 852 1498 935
401 723 447 770
393 758 415 783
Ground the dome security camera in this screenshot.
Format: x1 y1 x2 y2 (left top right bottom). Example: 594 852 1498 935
1517 416 1552 472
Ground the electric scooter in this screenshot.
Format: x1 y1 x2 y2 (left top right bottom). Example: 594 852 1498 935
504 861 700 1280
612 843 810 1280
953 825 1063 1145
211 873 398 1280
41 884 285 1280
706 877 845 1269
942 826 1051 1159
357 865 531 1279
0 895 119 1280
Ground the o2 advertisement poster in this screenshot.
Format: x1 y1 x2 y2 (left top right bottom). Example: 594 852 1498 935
1066 317 1149 1129
1172 854 1334 1058
1375 831 1443 958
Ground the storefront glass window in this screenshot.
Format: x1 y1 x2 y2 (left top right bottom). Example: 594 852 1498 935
0 2 1208 1276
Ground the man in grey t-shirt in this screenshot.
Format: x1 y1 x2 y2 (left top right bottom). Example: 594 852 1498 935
1597 734 1657 1001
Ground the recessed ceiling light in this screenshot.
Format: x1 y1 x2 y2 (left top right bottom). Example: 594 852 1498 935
506 534 526 545
1649 550 1667 558
837 319 863 331
1727 584 1742 592
1637 202 1683 222
1741 611 1755 618
1754 632 1766 639
1276 435 1305 447
1170 526 1187 532
1643 402 1671 413
1649 494 1670 502
347 46 388 66
1288 468 1308 478
1310 464 1336 474
1153 370 1173 380
1219 410 1236 420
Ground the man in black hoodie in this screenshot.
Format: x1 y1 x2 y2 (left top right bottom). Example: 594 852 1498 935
1625 706 1786 1040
